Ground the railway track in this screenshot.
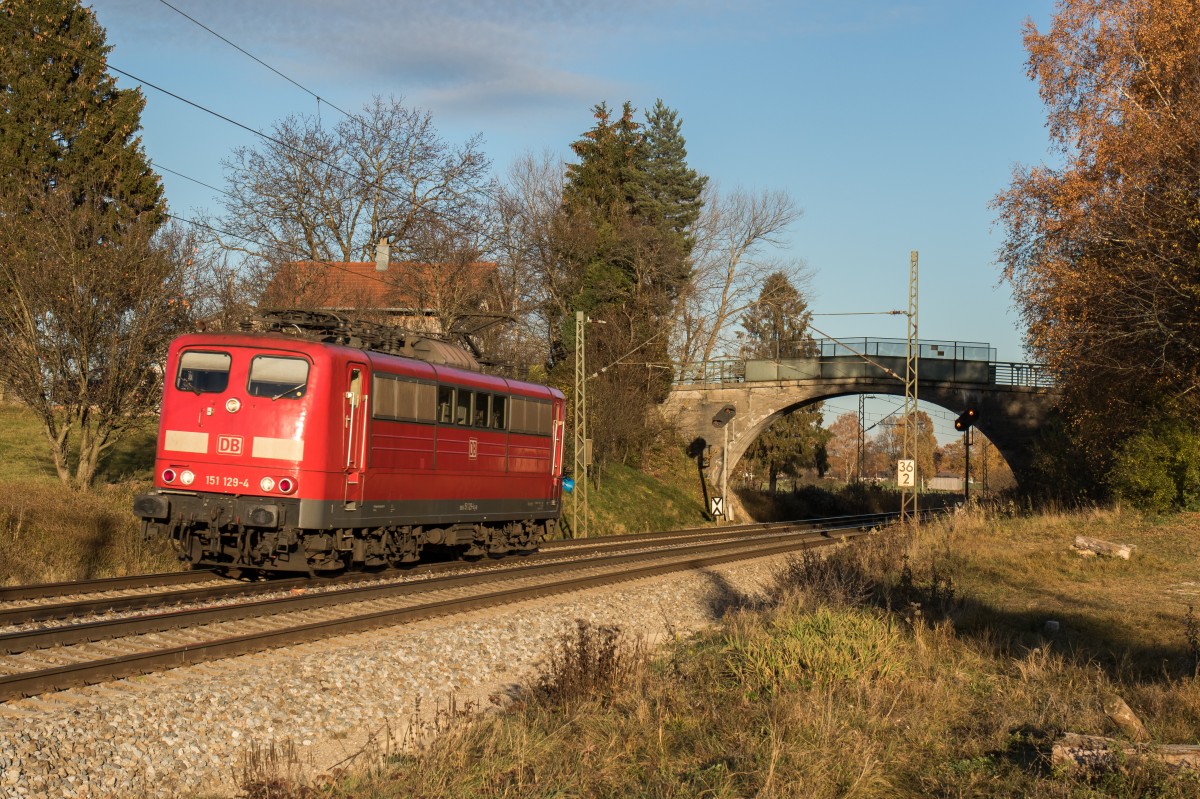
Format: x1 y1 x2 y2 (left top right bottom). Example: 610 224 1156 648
0 512 901 626
0 512 924 703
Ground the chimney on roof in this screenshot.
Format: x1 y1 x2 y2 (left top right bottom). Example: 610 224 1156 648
374 238 390 272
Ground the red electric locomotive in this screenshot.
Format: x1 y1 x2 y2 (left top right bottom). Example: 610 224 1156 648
133 315 566 575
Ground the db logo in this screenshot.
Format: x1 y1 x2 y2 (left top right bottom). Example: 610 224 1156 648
217 435 244 455
468 438 478 460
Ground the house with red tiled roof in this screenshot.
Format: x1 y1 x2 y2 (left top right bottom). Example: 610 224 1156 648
263 260 497 334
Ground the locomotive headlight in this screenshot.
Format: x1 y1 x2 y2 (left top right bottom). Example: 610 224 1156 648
278 477 296 494
225 398 241 413
162 468 177 484
260 476 276 493
179 470 195 486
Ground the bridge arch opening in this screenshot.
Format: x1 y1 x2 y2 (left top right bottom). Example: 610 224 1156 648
701 389 1021 502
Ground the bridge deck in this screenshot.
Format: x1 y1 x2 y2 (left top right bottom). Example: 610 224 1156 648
674 356 1053 389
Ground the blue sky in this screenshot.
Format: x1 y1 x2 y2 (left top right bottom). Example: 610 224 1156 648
93 0 1056 440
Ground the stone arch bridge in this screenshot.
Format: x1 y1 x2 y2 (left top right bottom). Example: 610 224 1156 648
663 340 1058 513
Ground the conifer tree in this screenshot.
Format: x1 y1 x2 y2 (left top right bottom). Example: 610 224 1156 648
740 271 815 360
563 101 645 224
558 100 707 465
641 99 707 256
0 0 163 220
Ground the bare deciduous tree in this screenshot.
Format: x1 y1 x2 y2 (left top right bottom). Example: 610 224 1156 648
673 186 804 367
0 183 209 487
212 96 495 322
491 152 575 373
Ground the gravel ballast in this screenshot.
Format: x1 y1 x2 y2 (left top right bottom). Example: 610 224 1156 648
0 552 793 798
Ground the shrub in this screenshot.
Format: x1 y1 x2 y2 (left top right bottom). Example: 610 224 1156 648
1107 417 1200 512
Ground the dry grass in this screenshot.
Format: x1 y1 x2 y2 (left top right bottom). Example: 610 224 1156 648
0 402 176 585
287 506 1200 799
0 479 180 585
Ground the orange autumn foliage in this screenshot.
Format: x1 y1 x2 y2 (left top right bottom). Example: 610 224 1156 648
994 0 1200 461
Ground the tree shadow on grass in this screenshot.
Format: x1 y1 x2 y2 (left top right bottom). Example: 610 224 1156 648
96 425 158 483
80 509 124 580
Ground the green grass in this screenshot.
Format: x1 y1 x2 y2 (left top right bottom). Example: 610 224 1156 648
0 403 59 482
0 402 158 484
562 445 713 537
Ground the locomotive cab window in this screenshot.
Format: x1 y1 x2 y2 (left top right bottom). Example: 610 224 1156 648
247 356 310 400
176 351 231 394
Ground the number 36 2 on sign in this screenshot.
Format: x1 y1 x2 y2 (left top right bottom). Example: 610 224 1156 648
897 459 915 488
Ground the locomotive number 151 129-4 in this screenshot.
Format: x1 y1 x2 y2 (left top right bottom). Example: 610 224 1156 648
205 475 249 489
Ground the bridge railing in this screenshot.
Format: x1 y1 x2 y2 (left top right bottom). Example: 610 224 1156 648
672 358 1055 388
816 337 996 362
991 362 1055 388
673 359 745 385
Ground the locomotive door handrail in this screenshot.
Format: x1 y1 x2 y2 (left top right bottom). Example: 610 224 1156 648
551 415 564 476
344 363 368 508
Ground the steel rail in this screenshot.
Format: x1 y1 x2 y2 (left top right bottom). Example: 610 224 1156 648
0 513 906 626
0 569 222 602
0 523 875 701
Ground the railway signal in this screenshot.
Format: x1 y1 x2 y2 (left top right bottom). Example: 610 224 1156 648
954 406 979 502
711 405 737 428
710 405 737 521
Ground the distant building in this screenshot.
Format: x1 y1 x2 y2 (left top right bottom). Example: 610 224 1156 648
927 474 966 492
263 260 497 335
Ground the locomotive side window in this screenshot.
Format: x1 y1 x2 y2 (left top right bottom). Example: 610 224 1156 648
454 389 474 426
247 356 310 400
509 397 525 433
176 351 231 394
373 374 436 423
491 395 507 429
510 397 552 436
437 385 454 423
474 394 491 427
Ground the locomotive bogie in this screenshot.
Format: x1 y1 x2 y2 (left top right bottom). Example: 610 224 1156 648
135 332 566 576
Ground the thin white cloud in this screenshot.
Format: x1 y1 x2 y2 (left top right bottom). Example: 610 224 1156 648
93 0 930 117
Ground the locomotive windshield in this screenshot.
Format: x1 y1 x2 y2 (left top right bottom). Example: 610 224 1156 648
176 351 232 394
247 356 310 400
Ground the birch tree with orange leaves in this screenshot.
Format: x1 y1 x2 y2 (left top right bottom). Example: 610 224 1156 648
994 0 1200 469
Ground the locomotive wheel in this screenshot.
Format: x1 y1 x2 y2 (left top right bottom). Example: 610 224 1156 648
379 525 422 566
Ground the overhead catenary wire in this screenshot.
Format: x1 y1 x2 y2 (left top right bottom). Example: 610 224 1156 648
154 0 356 122
155 164 236 200
0 12 492 245
150 0 511 215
